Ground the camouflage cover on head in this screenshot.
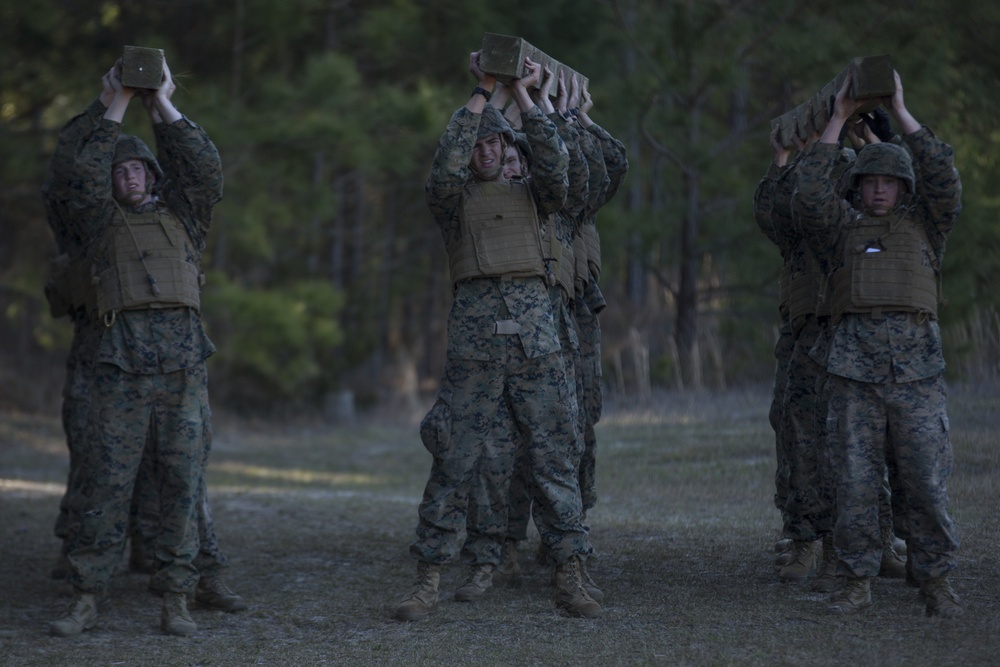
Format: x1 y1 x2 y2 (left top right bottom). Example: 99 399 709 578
479 104 515 145
113 134 164 182
848 142 915 194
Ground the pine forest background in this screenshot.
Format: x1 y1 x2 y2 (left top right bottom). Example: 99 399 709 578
2 0 1000 418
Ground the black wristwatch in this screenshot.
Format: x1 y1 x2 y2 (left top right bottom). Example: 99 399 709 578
472 86 492 101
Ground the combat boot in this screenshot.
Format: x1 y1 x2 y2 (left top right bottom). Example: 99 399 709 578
554 557 602 618
878 526 906 578
779 540 818 582
921 577 963 618
810 534 838 593
394 561 440 621
161 592 197 636
580 558 605 603
195 575 247 612
454 563 494 602
774 538 794 567
828 576 872 614
492 539 522 587
50 592 98 637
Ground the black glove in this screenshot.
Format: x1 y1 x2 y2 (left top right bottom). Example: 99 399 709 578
861 108 894 142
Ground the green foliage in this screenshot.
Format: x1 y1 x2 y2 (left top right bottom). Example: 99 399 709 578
201 272 345 412
4 0 1000 410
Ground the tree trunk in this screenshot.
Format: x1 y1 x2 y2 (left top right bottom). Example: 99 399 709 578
675 166 701 389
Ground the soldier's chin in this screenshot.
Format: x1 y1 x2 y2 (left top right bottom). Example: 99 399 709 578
471 163 502 182
116 191 147 206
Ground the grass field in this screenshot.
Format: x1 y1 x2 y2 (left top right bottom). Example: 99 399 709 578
1 383 998 666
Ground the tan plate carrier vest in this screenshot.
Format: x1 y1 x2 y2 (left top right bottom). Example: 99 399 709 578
93 208 203 320
829 213 938 322
449 180 546 285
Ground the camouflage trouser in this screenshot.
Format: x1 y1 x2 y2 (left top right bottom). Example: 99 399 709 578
54 318 101 541
413 342 590 566
827 373 959 580
574 295 602 512
56 322 228 577
781 317 834 541
499 294 582 543
129 411 229 576
65 362 209 595
769 318 794 523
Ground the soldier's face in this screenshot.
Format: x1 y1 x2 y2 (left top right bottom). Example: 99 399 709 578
112 159 154 206
502 145 525 180
861 174 901 216
471 133 503 181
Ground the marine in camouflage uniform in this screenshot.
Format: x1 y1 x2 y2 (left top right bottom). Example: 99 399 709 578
395 54 598 621
471 72 596 597
48 59 230 637
573 93 628 514
752 149 797 545
765 136 846 587
43 94 237 604
794 71 962 617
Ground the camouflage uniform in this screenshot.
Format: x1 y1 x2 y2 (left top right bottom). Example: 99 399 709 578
44 98 230 582
415 103 591 567
573 121 628 512
483 112 588 549
753 162 795 523
48 109 223 596
795 128 961 581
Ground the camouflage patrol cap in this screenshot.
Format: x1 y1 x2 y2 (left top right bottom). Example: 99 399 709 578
478 103 515 145
849 142 915 194
113 134 164 183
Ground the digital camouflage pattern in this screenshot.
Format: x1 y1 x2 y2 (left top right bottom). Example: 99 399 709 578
486 114 588 549
766 157 837 545
414 102 591 567
794 127 961 580
753 161 796 519
48 109 224 595
572 122 628 512
44 99 227 577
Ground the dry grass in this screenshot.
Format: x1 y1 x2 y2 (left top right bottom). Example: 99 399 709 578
1 384 999 666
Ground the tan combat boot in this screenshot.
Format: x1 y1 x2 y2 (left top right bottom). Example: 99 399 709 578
554 557 602 618
195 575 248 612
50 592 98 637
580 558 605 603
454 563 494 602
828 576 872 614
394 561 440 621
810 534 838 593
779 540 818 582
878 526 906 578
774 537 794 567
921 577 963 618
161 592 197 636
492 539 522 587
